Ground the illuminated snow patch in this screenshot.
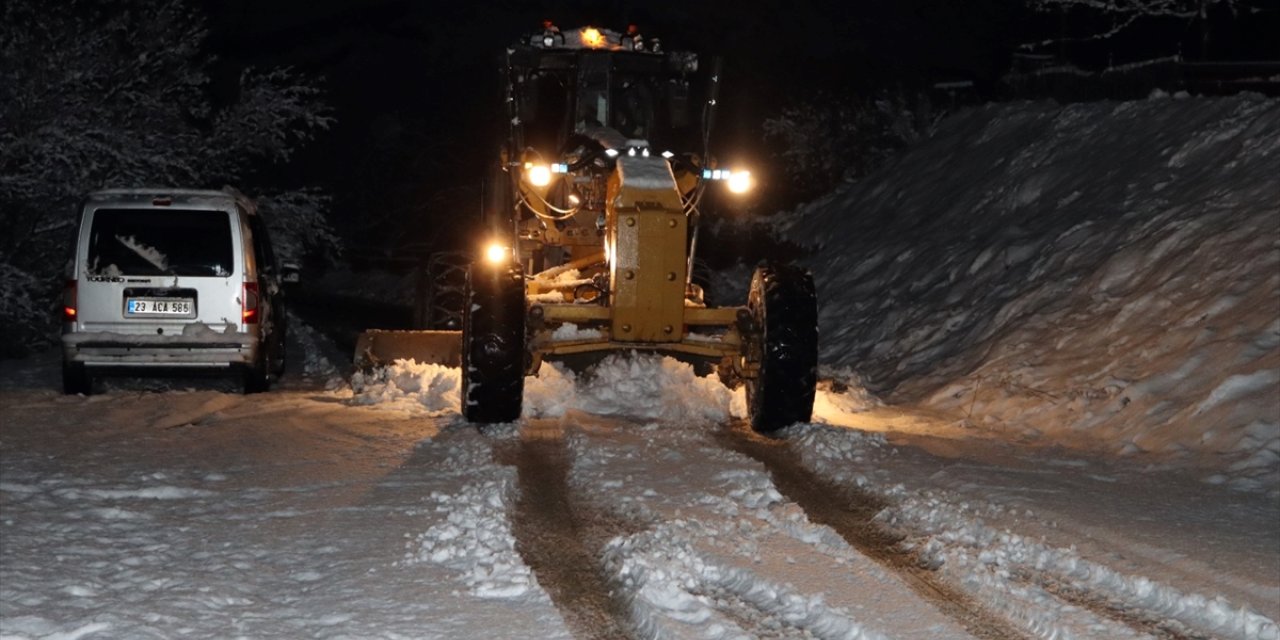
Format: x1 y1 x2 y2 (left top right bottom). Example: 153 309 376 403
357 352 747 423
531 352 744 422
350 359 461 415
812 366 883 424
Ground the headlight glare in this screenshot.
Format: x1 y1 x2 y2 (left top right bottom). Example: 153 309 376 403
727 170 753 194
526 164 552 187
484 243 509 264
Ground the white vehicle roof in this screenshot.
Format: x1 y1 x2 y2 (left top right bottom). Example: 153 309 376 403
85 187 256 215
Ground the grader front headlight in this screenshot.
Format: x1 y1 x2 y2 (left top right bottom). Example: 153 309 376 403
582 27 605 48
702 167 755 194
484 242 510 265
727 170 753 194
525 163 553 187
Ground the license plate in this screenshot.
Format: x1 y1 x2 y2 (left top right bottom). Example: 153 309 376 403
126 298 194 316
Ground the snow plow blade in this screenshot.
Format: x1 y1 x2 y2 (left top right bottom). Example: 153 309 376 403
353 330 462 370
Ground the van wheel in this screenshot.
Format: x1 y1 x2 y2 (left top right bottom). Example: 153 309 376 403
62 362 92 395
461 261 525 423
270 326 287 378
744 264 818 433
242 358 270 394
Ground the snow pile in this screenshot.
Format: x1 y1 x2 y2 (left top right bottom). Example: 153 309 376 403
355 352 748 423
531 352 744 422
785 95 1280 485
287 313 347 388
350 359 461 414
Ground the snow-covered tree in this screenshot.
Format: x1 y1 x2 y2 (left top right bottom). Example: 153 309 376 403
256 188 341 268
0 0 335 356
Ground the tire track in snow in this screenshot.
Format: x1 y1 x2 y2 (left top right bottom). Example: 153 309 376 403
788 426 1276 640
492 425 639 640
715 422 1031 640
1023 570 1214 640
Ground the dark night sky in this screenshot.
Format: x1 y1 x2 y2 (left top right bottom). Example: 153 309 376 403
196 0 1279 255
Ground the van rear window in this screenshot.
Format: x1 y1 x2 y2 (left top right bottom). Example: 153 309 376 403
87 209 234 277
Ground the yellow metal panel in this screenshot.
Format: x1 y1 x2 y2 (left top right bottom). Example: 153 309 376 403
609 208 686 341
605 156 688 343
539 304 611 323
683 306 743 326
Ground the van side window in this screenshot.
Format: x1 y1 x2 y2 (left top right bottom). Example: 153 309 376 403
246 213 277 274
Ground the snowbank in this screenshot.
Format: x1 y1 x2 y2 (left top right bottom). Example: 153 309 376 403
785 95 1279 486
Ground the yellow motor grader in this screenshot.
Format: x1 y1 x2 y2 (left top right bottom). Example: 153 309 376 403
360 24 817 432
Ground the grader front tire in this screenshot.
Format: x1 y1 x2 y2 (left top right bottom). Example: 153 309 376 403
461 261 526 424
745 264 818 433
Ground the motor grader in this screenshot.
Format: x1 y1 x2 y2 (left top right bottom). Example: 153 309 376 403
359 24 817 432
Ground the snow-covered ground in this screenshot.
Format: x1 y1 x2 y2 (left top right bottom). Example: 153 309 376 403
3 346 1276 639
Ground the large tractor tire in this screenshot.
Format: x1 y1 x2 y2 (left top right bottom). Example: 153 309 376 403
745 264 818 433
461 260 526 423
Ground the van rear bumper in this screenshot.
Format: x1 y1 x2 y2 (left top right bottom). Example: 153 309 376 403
63 338 256 368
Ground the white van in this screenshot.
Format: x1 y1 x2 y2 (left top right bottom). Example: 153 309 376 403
61 188 288 394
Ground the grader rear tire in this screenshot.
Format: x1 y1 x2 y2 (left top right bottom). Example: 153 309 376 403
461 261 526 423
745 264 818 433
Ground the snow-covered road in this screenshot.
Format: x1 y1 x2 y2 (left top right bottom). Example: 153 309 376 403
2 345 1275 640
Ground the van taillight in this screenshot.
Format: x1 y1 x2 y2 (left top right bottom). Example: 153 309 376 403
242 282 260 324
62 280 77 322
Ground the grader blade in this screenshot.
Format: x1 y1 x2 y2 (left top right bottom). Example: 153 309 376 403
353 330 462 370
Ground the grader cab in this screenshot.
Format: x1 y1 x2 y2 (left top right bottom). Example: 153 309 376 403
370 24 818 432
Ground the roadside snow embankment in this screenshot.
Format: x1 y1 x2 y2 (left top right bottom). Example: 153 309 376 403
784 95 1279 491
